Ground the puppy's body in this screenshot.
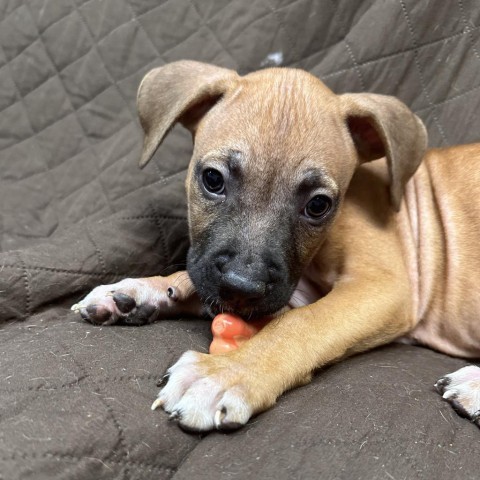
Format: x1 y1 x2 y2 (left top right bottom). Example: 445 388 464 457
397 145 480 358
74 63 480 431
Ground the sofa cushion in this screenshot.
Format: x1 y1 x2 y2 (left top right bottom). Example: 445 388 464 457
1 1 480 478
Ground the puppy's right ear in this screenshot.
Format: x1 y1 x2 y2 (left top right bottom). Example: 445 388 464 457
137 61 238 168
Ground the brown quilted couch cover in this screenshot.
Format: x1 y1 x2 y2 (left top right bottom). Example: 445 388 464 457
1 1 480 479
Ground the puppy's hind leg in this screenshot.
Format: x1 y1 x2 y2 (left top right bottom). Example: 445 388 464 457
71 271 202 326
435 365 480 426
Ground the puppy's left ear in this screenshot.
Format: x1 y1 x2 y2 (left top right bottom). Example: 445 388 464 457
341 93 428 211
137 61 239 168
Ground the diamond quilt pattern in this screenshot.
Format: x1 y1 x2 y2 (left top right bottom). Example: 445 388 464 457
1 1 480 479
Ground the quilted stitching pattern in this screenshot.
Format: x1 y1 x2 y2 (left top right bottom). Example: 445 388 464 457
1 1 480 478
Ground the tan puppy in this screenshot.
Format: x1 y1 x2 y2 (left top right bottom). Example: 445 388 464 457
73 61 480 431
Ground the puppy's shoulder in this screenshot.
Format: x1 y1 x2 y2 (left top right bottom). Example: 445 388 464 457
342 160 393 227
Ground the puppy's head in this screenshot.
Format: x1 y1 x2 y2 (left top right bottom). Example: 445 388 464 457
138 61 427 318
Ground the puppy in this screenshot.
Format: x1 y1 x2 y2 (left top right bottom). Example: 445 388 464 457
73 61 480 431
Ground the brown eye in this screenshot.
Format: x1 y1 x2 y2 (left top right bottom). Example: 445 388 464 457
203 168 225 194
304 195 332 219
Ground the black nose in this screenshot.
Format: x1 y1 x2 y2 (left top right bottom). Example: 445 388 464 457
219 270 267 301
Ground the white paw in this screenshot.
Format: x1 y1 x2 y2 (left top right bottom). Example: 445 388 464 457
71 278 172 326
152 351 253 432
435 365 480 425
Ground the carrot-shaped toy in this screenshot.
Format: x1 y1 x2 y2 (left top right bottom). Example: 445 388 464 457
209 313 270 354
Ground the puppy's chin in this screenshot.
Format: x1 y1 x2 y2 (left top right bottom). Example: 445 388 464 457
202 296 289 320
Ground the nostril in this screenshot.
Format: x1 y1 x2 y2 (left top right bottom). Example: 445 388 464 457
215 257 227 274
267 258 282 277
215 252 233 274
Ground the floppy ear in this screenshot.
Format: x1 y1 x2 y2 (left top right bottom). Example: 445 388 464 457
137 61 239 168
340 93 428 211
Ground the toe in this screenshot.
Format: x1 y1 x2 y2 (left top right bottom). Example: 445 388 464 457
113 292 136 313
87 304 112 323
471 411 480 425
122 304 157 326
214 389 251 430
157 366 201 412
214 408 243 431
175 387 218 431
434 376 450 394
81 304 113 325
178 413 215 433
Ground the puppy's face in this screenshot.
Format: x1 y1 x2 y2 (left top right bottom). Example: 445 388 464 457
185 69 358 318
139 62 426 318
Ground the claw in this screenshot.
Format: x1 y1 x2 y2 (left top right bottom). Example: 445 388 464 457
71 303 85 313
214 408 225 428
151 397 164 411
156 373 170 388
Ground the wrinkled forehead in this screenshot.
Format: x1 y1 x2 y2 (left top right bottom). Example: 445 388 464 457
193 69 356 192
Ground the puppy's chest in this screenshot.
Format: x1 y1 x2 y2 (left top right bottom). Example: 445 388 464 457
289 264 335 308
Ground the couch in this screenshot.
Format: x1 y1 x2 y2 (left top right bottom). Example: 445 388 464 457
1 1 480 478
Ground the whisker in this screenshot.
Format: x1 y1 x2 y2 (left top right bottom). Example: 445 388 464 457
171 274 199 297
157 263 187 275
171 274 191 289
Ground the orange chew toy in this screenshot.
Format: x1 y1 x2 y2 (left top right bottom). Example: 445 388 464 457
209 313 269 354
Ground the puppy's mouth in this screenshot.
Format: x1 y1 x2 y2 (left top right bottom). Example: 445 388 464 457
199 289 293 320
203 299 268 320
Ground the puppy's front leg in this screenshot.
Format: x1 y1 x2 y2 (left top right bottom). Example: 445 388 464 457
155 275 414 431
72 271 202 325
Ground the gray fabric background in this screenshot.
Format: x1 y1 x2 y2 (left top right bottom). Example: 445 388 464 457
1 1 480 479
